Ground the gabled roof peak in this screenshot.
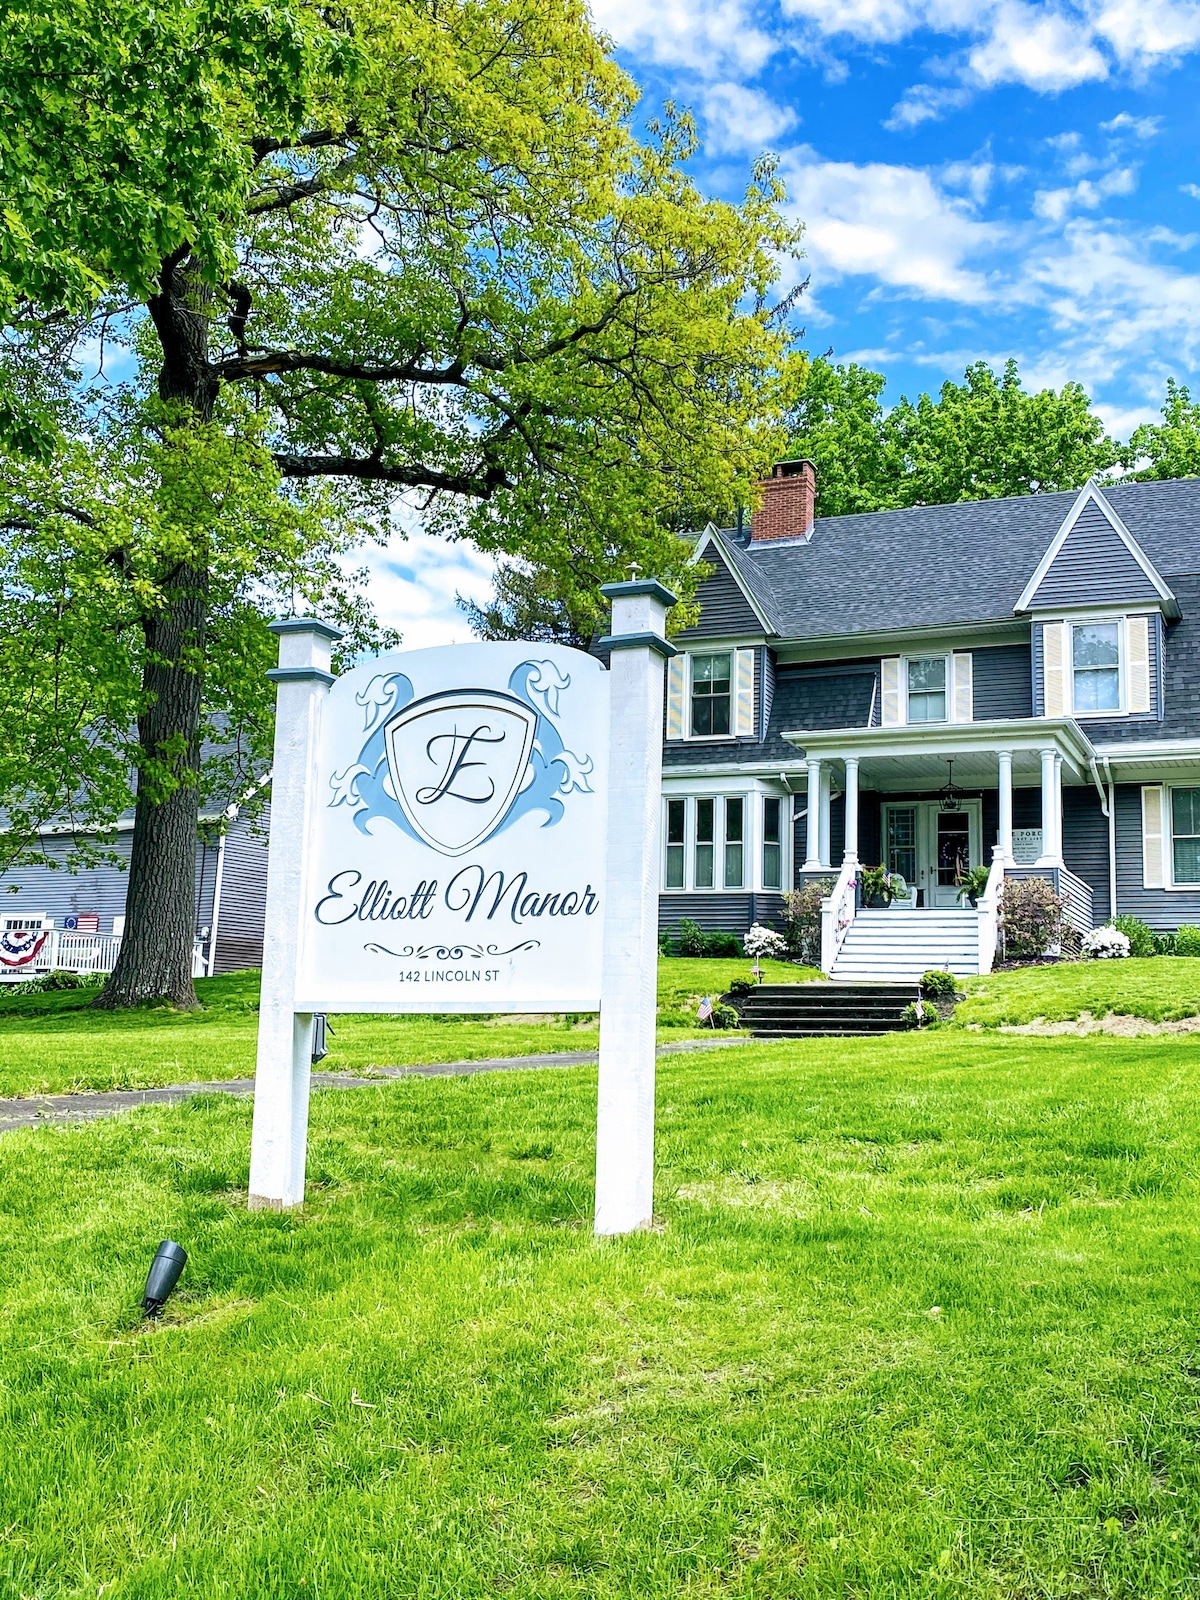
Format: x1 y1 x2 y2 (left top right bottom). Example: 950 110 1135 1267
1014 479 1178 619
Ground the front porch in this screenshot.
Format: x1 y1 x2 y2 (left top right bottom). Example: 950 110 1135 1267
784 719 1104 978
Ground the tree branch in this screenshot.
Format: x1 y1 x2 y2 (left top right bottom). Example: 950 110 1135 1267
273 453 509 498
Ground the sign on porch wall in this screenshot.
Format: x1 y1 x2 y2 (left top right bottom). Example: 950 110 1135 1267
301 645 608 1012
1011 828 1043 866
248 586 676 1236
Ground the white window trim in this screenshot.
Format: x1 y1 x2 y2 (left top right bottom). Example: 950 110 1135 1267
1063 615 1129 720
1163 782 1200 891
902 652 952 726
660 791 786 893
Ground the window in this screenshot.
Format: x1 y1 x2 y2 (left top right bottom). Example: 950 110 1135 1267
724 798 744 888
762 797 782 889
885 807 917 883
907 656 947 723
691 653 731 736
1173 788 1200 885
695 798 715 888
665 800 685 889
1071 622 1121 713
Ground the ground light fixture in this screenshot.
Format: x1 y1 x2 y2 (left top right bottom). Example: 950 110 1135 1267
141 1240 188 1318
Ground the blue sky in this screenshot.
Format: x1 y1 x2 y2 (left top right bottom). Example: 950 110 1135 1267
356 3 1200 642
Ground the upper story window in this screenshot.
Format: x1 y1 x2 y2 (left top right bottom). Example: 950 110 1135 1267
1071 622 1121 713
1042 615 1153 719
907 657 947 723
691 653 731 736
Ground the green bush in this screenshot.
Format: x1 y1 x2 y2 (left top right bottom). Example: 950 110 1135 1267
658 929 673 957
708 1002 740 1030
920 970 958 999
2 969 101 997
727 978 756 998
900 999 938 1029
1175 924 1200 957
1154 930 1178 956
781 879 834 965
705 931 742 957
1111 914 1156 958
999 878 1064 960
678 918 708 958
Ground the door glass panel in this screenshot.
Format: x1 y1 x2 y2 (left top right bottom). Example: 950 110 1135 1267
936 811 970 887
886 808 917 884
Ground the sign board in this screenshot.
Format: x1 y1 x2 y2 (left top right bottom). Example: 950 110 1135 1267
298 643 608 1013
249 587 676 1233
1011 828 1043 865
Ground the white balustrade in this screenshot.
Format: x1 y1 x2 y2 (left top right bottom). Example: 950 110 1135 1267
820 859 859 974
975 847 1008 975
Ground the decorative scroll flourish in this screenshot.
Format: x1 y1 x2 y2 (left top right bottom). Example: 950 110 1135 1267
364 941 541 962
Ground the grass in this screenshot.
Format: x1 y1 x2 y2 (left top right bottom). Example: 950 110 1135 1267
4 1029 1200 1595
0 957 817 1099
956 955 1200 1027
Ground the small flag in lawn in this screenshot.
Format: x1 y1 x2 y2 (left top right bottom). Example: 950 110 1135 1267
697 996 714 1023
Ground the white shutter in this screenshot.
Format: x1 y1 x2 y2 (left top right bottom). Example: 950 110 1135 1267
880 657 902 725
1127 615 1151 714
1043 622 1066 717
1142 784 1166 888
666 654 686 740
734 647 755 737
951 653 973 724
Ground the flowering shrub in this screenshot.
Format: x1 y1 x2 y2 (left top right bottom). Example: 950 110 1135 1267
744 923 788 961
781 880 834 965
1081 926 1131 959
999 877 1064 960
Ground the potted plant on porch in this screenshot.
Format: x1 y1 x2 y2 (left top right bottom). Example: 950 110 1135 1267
955 865 992 909
859 865 908 909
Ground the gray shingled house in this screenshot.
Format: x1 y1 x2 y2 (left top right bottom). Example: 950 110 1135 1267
657 461 1200 980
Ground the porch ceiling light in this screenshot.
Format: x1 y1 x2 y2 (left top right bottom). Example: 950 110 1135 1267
939 761 962 813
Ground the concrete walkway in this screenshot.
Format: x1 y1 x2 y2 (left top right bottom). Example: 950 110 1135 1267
0 1037 749 1136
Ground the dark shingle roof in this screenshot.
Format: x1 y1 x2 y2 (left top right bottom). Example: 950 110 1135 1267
713 477 1200 640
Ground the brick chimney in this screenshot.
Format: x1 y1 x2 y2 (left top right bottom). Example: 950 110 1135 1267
750 458 816 542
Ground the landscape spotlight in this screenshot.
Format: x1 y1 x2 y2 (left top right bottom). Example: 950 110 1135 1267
141 1239 188 1318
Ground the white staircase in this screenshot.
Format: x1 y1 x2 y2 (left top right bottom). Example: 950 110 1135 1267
831 908 980 983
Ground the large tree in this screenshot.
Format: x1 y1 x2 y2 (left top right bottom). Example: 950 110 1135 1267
0 0 798 1006
788 356 1120 517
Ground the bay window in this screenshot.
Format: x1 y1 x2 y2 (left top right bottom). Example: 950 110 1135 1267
724 798 744 888
762 798 782 889
695 798 715 887
665 799 685 889
662 793 785 892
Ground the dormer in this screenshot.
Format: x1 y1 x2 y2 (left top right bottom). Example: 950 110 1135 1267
1018 482 1177 723
1015 480 1179 621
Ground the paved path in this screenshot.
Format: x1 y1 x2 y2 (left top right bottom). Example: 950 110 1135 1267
0 1038 749 1136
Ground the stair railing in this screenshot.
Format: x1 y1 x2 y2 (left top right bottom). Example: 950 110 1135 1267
820 859 858 975
975 847 1008 975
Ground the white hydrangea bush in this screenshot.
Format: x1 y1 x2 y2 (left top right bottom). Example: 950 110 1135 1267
1081 926 1131 959
744 923 788 960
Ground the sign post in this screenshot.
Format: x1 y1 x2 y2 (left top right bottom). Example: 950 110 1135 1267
594 581 677 1234
248 590 675 1233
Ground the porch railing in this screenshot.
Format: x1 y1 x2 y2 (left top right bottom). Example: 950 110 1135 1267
975 847 1008 975
2 931 210 981
820 859 858 975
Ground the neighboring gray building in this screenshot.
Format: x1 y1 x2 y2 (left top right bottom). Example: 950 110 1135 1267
652 462 1200 977
0 802 269 976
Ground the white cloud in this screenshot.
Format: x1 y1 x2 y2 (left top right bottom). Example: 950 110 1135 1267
1101 111 1163 138
779 149 1003 303
966 4 1107 89
1032 164 1137 223
1182 183 1200 201
346 520 498 651
588 0 775 77
885 84 973 130
701 82 798 153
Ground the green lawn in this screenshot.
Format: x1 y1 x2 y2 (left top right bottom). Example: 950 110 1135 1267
4 1030 1200 1596
0 957 817 1098
956 955 1200 1027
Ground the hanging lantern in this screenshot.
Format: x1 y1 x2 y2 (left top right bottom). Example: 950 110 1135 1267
939 760 962 813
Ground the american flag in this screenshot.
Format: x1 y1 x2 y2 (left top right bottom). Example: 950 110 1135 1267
697 996 714 1023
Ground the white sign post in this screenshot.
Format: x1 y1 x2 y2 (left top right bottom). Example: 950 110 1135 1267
247 582 675 1234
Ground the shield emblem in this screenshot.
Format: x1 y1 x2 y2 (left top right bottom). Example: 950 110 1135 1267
384 689 537 856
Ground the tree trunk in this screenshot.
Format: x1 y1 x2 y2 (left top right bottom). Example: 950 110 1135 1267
94 565 209 1008
94 257 216 1009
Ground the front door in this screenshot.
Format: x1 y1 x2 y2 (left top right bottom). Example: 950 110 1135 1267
883 801 981 908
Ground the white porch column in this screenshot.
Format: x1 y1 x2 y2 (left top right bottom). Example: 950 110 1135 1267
594 578 675 1236
818 765 832 869
996 750 1014 862
803 757 822 870
843 757 860 864
248 617 342 1211
1036 746 1062 866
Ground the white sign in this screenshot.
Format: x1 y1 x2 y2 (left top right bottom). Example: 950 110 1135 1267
1012 827 1043 865
297 643 608 1013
